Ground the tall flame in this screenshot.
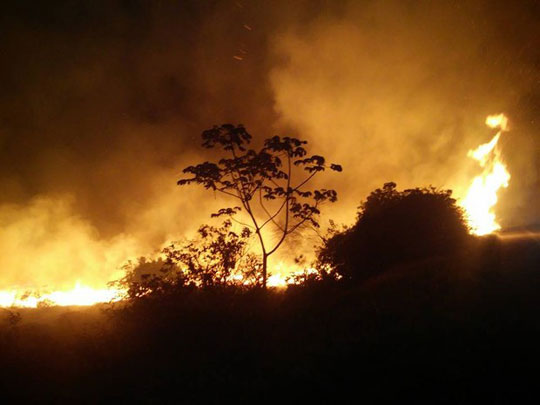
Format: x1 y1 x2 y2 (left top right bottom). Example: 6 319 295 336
461 114 511 235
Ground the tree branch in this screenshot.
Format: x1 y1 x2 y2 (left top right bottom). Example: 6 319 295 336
293 171 317 193
230 216 255 230
259 187 286 231
287 200 321 236
268 153 291 256
216 188 242 199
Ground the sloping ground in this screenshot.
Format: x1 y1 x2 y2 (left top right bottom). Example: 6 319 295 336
0 236 539 403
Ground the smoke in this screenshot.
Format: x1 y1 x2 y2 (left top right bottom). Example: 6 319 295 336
270 0 540 227
0 0 538 289
0 195 137 290
0 0 280 288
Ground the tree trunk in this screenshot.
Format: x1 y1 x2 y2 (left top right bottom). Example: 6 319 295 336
262 253 268 289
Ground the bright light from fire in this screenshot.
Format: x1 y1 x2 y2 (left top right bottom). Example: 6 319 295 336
0 282 123 308
460 114 511 235
2 115 513 306
267 261 322 287
267 274 288 288
267 261 289 287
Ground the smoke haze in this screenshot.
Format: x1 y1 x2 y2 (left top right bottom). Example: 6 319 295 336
0 0 538 288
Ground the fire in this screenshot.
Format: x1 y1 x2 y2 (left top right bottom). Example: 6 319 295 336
460 114 511 235
0 266 302 307
267 261 322 287
0 281 123 308
267 261 289 287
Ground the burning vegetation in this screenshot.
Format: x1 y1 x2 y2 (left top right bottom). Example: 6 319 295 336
1 0 538 308
460 114 511 235
1 1 538 402
0 114 516 307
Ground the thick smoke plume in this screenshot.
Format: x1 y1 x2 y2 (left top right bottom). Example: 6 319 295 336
0 0 538 289
270 0 539 227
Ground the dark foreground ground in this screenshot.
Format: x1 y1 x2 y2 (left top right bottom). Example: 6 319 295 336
1 234 539 403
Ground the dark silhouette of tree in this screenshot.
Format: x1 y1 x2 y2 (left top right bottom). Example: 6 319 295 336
317 182 470 282
117 220 260 299
178 124 342 288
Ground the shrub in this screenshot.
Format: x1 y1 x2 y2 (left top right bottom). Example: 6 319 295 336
115 220 261 301
317 182 470 282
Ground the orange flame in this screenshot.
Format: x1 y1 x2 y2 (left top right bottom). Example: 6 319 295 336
460 114 511 235
0 282 124 308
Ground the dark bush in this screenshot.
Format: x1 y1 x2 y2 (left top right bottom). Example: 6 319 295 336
114 220 261 301
317 182 471 281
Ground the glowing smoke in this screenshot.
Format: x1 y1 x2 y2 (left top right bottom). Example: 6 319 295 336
0 1 538 298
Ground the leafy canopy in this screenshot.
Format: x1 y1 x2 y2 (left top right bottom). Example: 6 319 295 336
178 124 342 287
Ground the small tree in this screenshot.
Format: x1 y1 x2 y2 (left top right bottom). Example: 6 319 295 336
178 124 342 288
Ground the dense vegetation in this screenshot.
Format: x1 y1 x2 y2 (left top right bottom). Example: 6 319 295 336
317 182 471 281
1 183 539 403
